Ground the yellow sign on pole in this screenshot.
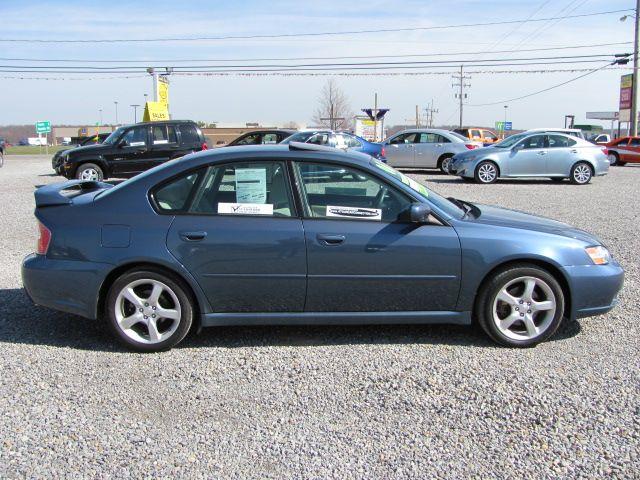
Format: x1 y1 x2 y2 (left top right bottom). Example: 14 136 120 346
158 75 169 108
143 101 170 122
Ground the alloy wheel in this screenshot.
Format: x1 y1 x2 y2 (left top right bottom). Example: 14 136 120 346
607 153 618 166
440 157 452 173
79 168 99 181
114 279 182 344
477 163 497 183
573 164 591 184
492 276 556 341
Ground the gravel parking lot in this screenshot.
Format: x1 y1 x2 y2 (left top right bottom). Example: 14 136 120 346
0 155 638 478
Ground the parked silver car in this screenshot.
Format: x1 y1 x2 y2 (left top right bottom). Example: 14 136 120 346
382 129 479 173
448 132 609 185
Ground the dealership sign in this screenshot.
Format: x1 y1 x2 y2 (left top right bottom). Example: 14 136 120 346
619 74 633 122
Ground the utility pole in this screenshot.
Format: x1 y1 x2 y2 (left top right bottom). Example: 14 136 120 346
452 65 471 129
415 105 420 128
631 0 640 136
424 100 438 128
114 101 119 125
130 104 140 123
98 108 103 126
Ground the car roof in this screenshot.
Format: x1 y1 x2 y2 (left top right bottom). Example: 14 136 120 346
119 120 198 127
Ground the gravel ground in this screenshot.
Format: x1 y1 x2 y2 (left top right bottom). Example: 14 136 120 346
0 155 638 478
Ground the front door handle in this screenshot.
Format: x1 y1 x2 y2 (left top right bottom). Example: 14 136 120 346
537 150 547 155
570 149 578 153
180 231 207 242
317 234 345 246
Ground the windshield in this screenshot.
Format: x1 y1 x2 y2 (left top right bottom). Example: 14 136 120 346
494 133 527 148
371 159 465 218
280 131 324 144
102 126 126 145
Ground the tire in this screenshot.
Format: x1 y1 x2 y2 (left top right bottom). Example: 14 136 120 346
607 152 620 166
475 264 565 347
438 155 453 174
105 269 194 352
474 161 498 184
76 163 104 181
569 161 592 185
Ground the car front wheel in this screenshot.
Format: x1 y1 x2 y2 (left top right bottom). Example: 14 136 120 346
106 269 194 352
607 153 620 166
76 163 104 181
476 264 565 347
474 161 498 184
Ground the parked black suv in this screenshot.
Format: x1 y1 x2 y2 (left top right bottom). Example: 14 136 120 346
59 120 207 181
52 133 111 175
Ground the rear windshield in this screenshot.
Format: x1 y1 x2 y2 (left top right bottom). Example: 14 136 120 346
179 124 201 145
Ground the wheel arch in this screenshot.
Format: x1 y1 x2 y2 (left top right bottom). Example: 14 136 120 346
472 258 572 321
97 261 204 332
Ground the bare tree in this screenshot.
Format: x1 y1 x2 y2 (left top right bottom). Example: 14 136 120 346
312 79 353 130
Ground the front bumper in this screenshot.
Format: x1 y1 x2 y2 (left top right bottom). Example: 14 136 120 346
22 253 113 319
561 262 624 319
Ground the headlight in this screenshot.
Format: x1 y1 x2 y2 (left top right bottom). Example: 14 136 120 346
585 246 610 265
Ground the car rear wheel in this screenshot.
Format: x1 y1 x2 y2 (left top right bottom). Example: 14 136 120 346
438 155 453 174
106 269 194 352
570 162 592 185
476 264 565 347
76 163 104 181
474 161 498 184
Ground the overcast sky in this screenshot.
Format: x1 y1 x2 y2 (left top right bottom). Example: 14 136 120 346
0 0 634 129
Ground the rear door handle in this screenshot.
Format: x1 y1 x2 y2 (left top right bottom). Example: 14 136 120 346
180 231 207 242
570 149 578 153
317 234 345 246
537 150 547 155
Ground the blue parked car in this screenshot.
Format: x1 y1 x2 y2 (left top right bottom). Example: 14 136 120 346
22 143 623 352
280 130 385 160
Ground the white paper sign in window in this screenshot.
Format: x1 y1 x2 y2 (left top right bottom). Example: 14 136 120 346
326 205 382 220
219 203 273 215
235 168 267 204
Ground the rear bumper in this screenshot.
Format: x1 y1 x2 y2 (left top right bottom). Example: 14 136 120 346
561 263 624 319
22 253 113 319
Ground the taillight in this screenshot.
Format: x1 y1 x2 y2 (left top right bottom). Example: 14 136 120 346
201 143 208 151
36 221 51 255
381 146 386 158
465 144 478 150
601 146 608 155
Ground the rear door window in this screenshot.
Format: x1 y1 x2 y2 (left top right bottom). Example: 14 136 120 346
547 135 576 148
190 162 293 217
152 125 178 145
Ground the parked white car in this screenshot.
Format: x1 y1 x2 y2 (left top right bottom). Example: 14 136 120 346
525 128 585 139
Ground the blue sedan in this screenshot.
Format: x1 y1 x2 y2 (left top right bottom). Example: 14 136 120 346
22 143 623 351
280 130 385 159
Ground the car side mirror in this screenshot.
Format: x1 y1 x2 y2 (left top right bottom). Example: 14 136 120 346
402 203 431 223
512 143 523 152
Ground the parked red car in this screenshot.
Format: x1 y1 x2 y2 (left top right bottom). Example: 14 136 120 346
605 136 640 166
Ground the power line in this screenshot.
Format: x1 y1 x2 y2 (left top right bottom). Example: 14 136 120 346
0 42 630 64
0 59 620 74
0 54 622 73
0 9 631 43
1 66 627 81
468 61 616 106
